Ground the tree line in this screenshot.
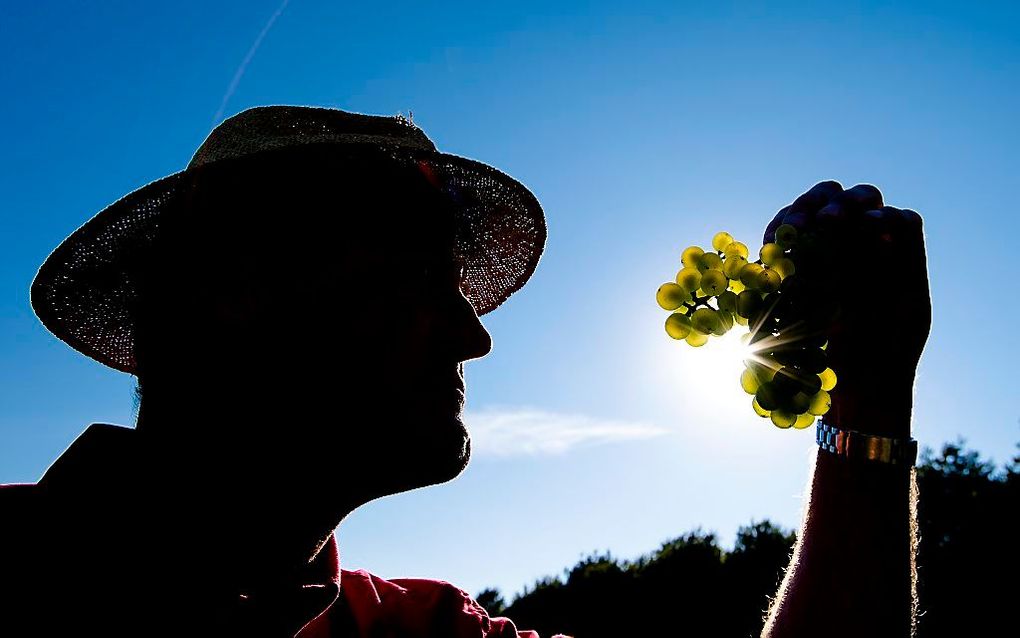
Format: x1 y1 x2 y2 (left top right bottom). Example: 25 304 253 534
476 440 1019 637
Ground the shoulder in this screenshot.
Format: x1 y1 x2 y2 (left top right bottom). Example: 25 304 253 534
337 568 540 638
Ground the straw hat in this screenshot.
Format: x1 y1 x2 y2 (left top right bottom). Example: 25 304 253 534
31 105 546 374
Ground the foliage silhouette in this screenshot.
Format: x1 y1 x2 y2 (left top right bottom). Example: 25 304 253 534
477 440 1017 637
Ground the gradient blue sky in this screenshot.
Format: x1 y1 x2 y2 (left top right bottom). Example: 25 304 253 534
2 1 1018 598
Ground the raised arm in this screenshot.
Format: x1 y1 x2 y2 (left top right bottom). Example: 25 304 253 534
761 182 931 638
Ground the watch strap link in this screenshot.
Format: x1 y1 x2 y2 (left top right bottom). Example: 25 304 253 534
816 421 918 466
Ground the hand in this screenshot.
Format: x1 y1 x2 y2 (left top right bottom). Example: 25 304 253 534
764 181 931 437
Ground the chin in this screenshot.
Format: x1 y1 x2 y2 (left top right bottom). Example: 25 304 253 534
411 413 471 486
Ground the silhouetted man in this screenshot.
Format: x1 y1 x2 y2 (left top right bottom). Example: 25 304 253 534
1 106 930 637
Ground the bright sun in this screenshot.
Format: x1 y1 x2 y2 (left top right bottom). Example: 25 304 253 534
656 329 755 422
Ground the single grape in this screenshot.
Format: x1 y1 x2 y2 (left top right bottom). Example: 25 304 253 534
790 391 812 414
724 241 749 259
771 409 796 429
712 231 734 252
794 413 815 429
775 366 822 396
691 308 721 335
729 277 746 294
698 252 724 272
676 267 702 292
755 382 779 411
736 290 763 318
685 330 709 347
771 257 796 279
775 224 798 248
664 313 693 340
739 263 764 288
751 398 771 418
656 282 689 310
717 290 738 313
681 246 705 268
740 368 760 394
733 313 748 326
715 309 734 335
808 390 831 416
722 255 747 279
759 243 784 265
819 367 837 391
701 270 727 295
756 268 782 293
800 348 828 374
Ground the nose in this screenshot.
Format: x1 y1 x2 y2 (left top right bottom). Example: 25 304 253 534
453 290 493 362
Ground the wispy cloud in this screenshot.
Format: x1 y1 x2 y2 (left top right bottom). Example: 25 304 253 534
465 407 668 458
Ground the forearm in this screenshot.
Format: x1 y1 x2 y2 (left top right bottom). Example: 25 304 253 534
762 379 918 638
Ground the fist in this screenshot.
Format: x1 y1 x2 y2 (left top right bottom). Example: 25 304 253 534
763 182 931 435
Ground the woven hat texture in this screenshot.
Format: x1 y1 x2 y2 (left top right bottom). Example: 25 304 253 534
31 106 546 374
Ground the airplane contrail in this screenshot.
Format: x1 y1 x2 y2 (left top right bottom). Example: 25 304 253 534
212 0 292 126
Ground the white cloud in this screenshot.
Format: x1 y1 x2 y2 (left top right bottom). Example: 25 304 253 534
464 407 668 457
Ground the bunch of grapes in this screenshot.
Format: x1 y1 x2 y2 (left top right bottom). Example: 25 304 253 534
655 226 838 429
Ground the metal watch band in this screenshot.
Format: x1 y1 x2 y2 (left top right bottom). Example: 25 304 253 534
816 421 918 467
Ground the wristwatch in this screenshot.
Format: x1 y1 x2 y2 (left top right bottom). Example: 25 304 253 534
816 420 918 467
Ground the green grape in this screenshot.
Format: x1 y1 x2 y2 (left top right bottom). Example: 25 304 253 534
733 312 748 326
724 241 749 259
756 268 782 293
712 231 734 252
695 288 708 298
819 367 837 391
775 224 798 248
729 277 746 294
759 243 784 265
771 257 796 279
675 267 702 292
739 262 764 288
716 290 738 313
656 282 689 310
681 246 705 268
701 270 727 295
740 368 760 394
771 409 796 429
751 398 770 418
794 413 815 429
790 391 812 414
775 366 822 396
691 308 721 334
664 313 693 340
722 255 747 279
715 309 733 335
685 329 709 347
808 390 831 416
745 360 777 383
698 252 723 272
800 348 828 374
755 382 779 410
736 290 763 318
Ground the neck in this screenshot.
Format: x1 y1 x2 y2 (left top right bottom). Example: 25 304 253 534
130 415 362 589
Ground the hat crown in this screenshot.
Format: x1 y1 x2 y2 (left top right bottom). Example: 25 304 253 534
189 105 437 169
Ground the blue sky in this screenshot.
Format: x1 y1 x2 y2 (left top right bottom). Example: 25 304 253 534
2 1 1018 598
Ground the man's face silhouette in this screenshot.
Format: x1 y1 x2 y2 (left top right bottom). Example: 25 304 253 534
134 149 493 510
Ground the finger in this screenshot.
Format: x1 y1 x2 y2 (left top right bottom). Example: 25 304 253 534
765 182 844 244
789 180 843 213
837 184 884 214
763 205 791 244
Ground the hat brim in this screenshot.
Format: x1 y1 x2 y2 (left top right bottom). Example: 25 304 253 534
30 146 546 374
